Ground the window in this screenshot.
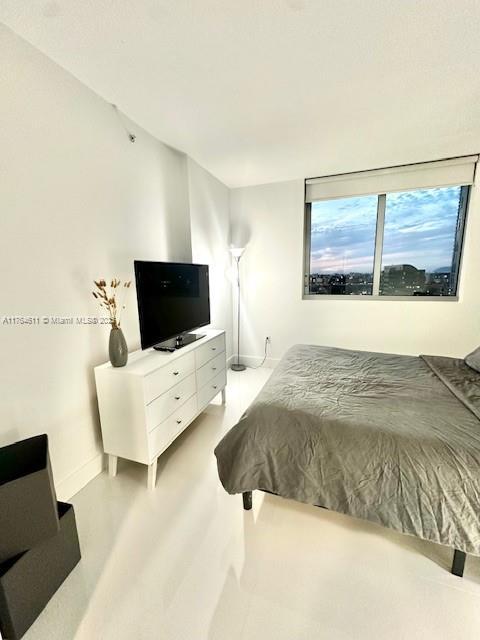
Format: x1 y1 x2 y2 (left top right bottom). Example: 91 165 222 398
308 195 377 295
380 187 467 297
304 158 475 298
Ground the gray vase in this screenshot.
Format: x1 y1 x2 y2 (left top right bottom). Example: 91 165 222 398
109 327 128 367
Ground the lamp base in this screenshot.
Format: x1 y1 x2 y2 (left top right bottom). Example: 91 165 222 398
230 363 246 372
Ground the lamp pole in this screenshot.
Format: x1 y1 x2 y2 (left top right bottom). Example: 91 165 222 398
230 248 246 372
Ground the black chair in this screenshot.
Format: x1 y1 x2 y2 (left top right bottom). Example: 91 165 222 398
0 502 81 640
0 434 60 563
0 435 81 639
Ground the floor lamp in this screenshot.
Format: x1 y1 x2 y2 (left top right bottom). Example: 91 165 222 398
230 246 246 371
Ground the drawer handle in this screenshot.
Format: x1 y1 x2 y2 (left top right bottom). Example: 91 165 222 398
212 366 217 371
174 396 181 400
211 347 216 351
173 371 180 376
213 385 217 390
176 419 182 424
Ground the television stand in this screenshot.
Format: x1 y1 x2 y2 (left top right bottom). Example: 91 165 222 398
94 329 227 488
154 332 206 352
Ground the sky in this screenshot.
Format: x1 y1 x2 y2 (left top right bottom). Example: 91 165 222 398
310 186 462 274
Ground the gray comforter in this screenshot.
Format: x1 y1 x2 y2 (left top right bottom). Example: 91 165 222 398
214 345 480 554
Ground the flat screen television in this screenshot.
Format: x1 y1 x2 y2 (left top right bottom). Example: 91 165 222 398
134 261 210 351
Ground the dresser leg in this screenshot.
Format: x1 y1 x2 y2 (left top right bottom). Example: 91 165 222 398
108 454 118 477
148 459 158 490
221 387 226 405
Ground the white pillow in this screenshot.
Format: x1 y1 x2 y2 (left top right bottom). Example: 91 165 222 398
465 346 480 373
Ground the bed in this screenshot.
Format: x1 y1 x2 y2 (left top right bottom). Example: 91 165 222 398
214 344 480 577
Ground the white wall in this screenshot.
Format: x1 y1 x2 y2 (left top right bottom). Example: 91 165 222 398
4 17 478 501
230 179 480 363
0 25 231 499
188 158 233 358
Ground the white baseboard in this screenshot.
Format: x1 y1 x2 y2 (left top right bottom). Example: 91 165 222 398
240 354 280 368
56 452 104 502
227 353 280 369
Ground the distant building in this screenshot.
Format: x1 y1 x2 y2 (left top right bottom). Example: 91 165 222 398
309 264 453 297
309 272 373 295
380 264 426 296
425 269 452 296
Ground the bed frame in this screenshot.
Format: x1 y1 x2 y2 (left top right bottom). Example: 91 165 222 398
242 491 466 577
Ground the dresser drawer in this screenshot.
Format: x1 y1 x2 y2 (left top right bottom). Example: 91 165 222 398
148 395 197 458
196 334 225 368
196 352 226 390
198 369 226 410
146 373 196 431
144 352 195 403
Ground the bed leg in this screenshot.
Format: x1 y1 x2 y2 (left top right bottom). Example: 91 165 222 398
451 549 466 577
242 491 252 511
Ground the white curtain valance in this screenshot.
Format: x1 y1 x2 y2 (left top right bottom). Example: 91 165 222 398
305 156 478 203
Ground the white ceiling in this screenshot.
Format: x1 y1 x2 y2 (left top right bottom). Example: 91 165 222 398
2 1 480 188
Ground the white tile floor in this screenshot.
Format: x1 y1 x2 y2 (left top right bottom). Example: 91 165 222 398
24 367 480 640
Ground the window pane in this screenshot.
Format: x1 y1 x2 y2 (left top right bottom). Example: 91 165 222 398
380 186 464 297
309 195 378 295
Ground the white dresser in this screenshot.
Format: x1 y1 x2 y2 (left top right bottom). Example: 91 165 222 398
94 329 227 488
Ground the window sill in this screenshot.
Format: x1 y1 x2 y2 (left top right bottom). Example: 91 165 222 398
302 294 459 302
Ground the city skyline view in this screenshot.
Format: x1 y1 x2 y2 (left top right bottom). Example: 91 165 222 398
310 186 462 275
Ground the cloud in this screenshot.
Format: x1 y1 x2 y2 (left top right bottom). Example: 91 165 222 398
310 194 377 272
310 187 461 274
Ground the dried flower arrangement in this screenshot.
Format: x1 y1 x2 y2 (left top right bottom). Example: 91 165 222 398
92 279 132 329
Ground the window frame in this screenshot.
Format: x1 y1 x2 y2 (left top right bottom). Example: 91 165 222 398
302 185 470 301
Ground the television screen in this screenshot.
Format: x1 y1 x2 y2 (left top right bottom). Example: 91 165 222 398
134 261 210 350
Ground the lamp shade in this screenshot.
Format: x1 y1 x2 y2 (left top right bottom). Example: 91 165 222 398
230 246 245 259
